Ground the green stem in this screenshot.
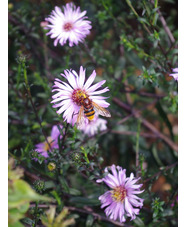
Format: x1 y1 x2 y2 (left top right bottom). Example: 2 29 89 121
33 201 38 227
21 62 53 152
83 42 97 65
22 62 30 91
126 0 151 34
43 28 50 78
152 0 158 25
60 123 69 155
154 0 158 8
16 63 21 89
126 0 172 71
65 49 72 69
142 0 151 17
136 119 141 176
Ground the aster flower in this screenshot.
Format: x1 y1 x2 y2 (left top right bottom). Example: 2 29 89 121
35 125 62 158
45 3 92 47
97 165 144 223
80 115 107 136
51 66 110 127
169 68 178 81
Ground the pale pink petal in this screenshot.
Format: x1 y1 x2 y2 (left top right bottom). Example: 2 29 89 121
77 66 86 88
86 80 106 93
64 70 78 89
88 87 109 96
83 70 96 90
56 100 72 114
45 3 91 47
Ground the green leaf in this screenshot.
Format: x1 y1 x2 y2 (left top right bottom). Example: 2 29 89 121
9 179 52 208
153 30 160 40
8 208 25 225
59 177 70 193
18 202 29 213
21 217 34 225
138 17 150 25
8 158 24 180
133 217 145 227
41 207 75 227
46 206 56 224
69 188 81 196
9 221 24 227
54 207 68 224
86 215 94 227
50 191 62 206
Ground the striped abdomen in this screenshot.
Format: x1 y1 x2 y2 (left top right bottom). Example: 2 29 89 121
83 98 95 121
84 106 95 121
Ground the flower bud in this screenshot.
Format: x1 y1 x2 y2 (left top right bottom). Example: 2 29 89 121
33 180 45 193
16 53 27 64
47 162 56 171
70 152 82 165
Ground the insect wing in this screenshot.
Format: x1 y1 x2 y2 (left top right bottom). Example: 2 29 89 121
76 106 86 129
92 101 111 117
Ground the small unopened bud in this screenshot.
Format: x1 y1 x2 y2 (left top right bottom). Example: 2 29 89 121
47 162 56 171
33 180 45 193
16 53 27 64
71 152 82 165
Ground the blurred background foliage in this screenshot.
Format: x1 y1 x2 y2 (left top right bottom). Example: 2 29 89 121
8 0 178 226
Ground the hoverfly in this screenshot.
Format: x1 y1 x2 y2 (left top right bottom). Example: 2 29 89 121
76 94 111 128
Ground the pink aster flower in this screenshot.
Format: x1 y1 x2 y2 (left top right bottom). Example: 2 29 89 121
45 3 92 47
80 115 107 136
35 125 62 158
169 68 178 81
97 165 144 223
51 66 110 127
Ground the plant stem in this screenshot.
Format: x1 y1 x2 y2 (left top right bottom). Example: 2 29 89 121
65 206 132 227
126 0 173 71
126 0 151 34
144 162 178 183
16 63 21 89
83 42 97 65
22 62 53 152
112 97 178 152
60 123 69 154
33 201 38 227
142 0 151 17
150 0 175 44
152 0 158 25
42 28 51 79
136 119 141 177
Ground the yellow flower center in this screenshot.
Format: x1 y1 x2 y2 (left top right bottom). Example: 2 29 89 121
63 22 73 31
43 137 54 151
111 186 127 202
72 89 87 106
